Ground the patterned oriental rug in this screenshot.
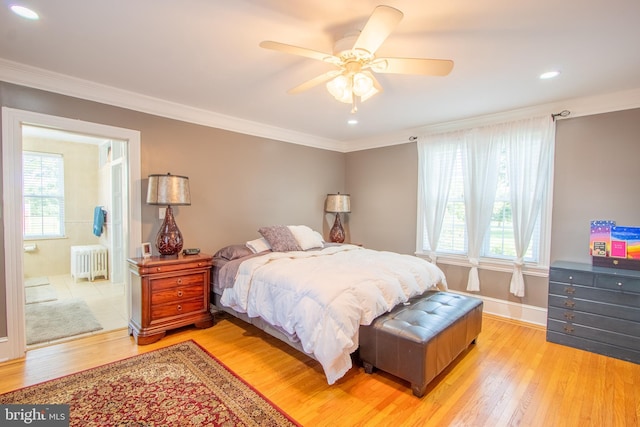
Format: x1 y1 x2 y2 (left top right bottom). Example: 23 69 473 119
0 341 300 426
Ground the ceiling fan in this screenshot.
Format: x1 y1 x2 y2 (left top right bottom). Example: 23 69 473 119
260 5 454 113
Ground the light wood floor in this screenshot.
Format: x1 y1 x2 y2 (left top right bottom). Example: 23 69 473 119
1 313 639 426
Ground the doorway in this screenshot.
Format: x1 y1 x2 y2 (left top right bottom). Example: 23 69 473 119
1 107 142 361
22 126 127 348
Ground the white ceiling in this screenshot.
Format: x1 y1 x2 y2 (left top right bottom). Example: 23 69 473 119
1 0 640 150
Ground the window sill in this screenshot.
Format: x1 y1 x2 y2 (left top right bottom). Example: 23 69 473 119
415 252 549 278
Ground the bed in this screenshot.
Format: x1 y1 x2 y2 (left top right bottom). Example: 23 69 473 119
211 225 448 385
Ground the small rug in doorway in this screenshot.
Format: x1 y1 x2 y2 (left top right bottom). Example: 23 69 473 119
25 283 57 304
24 276 49 287
0 340 301 426
25 298 103 345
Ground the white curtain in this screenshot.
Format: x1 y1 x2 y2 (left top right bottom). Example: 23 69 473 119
462 129 500 291
417 136 460 263
506 116 555 297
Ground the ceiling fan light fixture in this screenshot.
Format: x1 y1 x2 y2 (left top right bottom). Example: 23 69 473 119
326 75 350 101
352 72 374 96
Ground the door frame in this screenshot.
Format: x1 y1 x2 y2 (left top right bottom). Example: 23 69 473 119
1 107 142 361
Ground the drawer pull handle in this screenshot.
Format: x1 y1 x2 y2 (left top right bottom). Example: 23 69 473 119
177 290 183 297
176 305 182 312
563 325 574 333
565 287 575 294
198 262 203 266
568 275 573 280
563 312 574 320
156 267 162 272
177 278 183 285
617 282 623 287
564 301 575 308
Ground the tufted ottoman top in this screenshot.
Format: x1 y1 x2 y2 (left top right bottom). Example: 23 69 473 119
370 292 483 343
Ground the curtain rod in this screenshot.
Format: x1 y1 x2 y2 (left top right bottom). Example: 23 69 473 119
409 109 572 141
552 110 571 121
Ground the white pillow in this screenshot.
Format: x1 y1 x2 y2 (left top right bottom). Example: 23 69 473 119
246 237 271 253
288 225 324 250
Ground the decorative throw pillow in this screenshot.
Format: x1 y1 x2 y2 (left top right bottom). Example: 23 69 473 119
288 225 324 250
214 244 254 260
258 225 302 252
246 237 271 254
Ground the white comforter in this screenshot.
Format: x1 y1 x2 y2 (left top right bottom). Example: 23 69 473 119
220 245 447 384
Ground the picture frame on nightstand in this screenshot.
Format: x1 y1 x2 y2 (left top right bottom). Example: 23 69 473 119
142 242 152 258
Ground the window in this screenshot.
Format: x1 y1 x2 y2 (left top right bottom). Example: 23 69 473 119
417 115 555 279
436 145 538 262
23 151 65 239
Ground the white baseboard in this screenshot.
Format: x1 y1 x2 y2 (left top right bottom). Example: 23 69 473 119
449 290 548 327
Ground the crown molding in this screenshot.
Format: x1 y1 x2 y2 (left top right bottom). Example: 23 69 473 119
2 59 639 154
0 59 343 152
341 87 640 152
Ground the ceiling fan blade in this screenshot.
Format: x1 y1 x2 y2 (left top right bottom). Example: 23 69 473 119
372 57 454 76
260 40 339 64
288 70 342 94
353 5 403 55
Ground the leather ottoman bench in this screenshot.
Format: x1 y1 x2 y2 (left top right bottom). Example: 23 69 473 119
359 291 483 397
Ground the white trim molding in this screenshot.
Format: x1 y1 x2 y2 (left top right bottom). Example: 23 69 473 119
0 107 142 361
1 58 639 153
449 290 548 327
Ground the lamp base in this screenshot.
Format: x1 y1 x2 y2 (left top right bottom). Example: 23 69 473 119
156 205 184 256
329 213 345 243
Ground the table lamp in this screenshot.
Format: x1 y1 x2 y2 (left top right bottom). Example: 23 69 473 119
146 173 191 256
325 193 350 243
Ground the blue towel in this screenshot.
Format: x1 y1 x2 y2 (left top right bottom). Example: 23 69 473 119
93 206 104 237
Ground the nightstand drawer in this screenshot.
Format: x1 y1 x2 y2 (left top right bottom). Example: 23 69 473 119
151 298 205 320
138 259 212 275
151 284 204 305
151 273 204 291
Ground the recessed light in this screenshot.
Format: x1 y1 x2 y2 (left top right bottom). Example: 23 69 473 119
539 70 560 80
10 5 39 20
347 119 358 125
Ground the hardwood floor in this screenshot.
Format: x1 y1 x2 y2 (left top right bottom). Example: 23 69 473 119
1 313 639 426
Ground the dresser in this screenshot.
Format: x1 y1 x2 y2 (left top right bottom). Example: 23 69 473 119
128 253 214 345
547 261 640 364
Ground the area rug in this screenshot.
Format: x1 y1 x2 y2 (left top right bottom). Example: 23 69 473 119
25 283 57 304
25 298 103 345
0 340 300 426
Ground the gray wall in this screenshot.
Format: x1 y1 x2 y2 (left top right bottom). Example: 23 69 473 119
2 79 640 336
0 81 345 337
346 108 640 308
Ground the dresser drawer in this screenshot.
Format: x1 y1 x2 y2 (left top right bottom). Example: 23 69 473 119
548 294 640 322
549 268 594 286
548 306 640 337
150 273 204 291
151 298 205 320
549 282 640 308
547 319 640 351
151 284 204 305
547 331 640 364
596 274 640 294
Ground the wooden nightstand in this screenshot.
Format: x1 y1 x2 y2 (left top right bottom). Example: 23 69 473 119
127 253 214 345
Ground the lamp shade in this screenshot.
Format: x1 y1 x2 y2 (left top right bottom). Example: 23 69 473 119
146 173 191 206
325 193 351 213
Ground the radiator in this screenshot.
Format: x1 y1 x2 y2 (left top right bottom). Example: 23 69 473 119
71 245 108 282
